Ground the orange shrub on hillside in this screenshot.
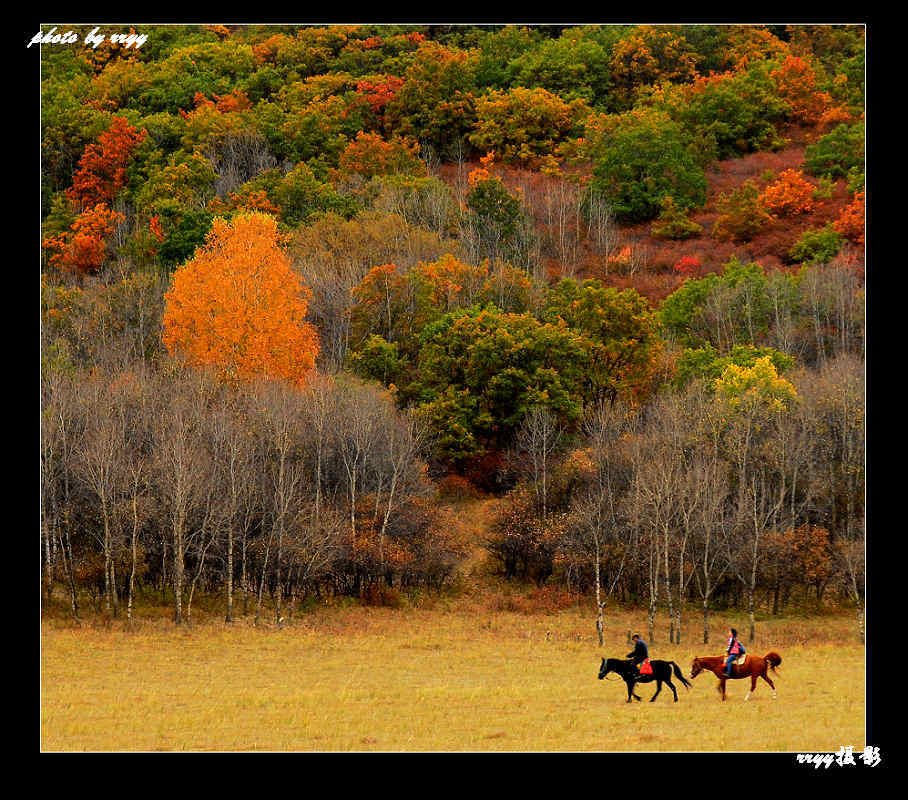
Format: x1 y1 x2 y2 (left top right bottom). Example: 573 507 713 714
760 169 816 216
833 190 865 245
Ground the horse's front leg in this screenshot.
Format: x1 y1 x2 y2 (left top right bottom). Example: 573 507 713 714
650 680 662 702
625 679 634 703
744 673 757 701
718 677 727 701
761 672 777 699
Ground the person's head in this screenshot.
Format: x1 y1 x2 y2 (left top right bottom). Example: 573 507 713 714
632 634 640 642
729 628 738 638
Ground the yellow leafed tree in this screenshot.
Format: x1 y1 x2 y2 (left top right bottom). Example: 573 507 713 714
162 212 319 387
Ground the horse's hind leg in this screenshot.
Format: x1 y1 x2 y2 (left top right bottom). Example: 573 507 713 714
665 678 678 702
744 674 757 701
650 680 662 702
761 672 777 699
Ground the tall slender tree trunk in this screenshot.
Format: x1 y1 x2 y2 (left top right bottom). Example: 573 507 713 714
226 525 234 623
173 511 185 625
110 557 119 618
127 490 138 626
59 526 79 622
101 501 112 616
594 532 603 647
242 530 249 616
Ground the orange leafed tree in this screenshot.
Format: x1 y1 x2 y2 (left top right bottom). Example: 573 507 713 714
67 116 146 211
43 202 124 275
162 212 320 387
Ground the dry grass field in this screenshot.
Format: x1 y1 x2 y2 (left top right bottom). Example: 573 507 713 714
40 600 865 752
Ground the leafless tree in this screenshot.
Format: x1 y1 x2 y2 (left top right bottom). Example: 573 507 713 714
689 453 732 643
41 370 81 620
514 405 563 520
74 379 127 617
802 353 865 640
573 400 635 644
334 379 385 546
152 371 212 625
205 131 277 199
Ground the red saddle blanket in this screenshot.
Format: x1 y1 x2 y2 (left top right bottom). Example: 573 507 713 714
639 659 653 675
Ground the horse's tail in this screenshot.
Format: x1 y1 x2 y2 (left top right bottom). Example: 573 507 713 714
763 651 782 674
671 661 692 689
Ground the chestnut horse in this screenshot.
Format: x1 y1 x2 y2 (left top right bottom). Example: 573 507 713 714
689 652 782 701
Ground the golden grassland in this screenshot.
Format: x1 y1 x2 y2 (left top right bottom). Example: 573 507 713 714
41 598 865 753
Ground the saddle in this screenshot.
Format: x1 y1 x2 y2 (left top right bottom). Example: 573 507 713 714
639 658 653 675
734 654 747 665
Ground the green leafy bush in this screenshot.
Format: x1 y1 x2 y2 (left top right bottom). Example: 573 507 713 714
788 225 843 264
804 123 864 179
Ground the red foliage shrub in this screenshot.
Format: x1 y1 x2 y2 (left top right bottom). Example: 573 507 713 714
673 255 703 278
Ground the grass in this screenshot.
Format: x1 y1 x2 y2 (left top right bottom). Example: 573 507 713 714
40 602 865 752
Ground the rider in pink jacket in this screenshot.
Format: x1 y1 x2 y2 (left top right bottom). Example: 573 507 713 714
724 627 745 675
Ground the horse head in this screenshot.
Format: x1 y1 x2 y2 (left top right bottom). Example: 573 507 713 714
690 657 703 679
598 658 609 680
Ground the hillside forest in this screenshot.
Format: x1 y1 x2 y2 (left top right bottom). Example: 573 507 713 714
39 24 866 644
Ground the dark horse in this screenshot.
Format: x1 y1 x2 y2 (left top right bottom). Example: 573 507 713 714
689 652 782 701
598 657 692 703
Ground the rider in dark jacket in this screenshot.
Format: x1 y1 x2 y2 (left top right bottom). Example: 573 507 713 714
626 634 649 678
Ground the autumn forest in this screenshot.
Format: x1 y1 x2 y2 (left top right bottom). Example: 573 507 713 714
40 24 866 645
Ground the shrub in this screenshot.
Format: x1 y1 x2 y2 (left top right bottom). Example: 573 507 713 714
804 123 864 179
813 176 835 200
713 181 774 241
833 191 865 245
788 225 844 264
673 255 704 278
360 583 404 608
651 195 703 239
760 169 816 216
